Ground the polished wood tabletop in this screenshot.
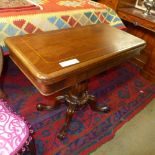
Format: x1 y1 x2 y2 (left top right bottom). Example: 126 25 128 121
5 23 146 95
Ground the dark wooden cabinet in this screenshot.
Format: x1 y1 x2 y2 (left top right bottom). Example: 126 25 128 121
98 0 155 82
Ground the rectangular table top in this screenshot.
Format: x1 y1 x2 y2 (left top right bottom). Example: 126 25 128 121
5 23 146 95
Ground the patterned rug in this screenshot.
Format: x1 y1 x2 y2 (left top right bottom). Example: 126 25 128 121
0 0 40 12
2 58 155 155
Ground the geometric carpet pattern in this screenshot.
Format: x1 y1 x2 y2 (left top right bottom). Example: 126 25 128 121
2 59 155 154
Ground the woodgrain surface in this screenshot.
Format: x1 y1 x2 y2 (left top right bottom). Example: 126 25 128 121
5 24 146 95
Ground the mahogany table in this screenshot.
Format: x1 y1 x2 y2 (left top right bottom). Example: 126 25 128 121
5 23 145 139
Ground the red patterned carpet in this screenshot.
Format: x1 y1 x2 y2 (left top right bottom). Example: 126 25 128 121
1 58 155 155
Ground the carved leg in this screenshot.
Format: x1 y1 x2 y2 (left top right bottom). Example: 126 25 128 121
88 95 110 113
57 103 77 140
36 95 65 111
36 80 110 140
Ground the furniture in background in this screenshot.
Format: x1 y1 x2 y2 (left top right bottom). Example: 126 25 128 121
117 0 155 82
5 23 145 139
98 0 155 82
0 99 36 154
